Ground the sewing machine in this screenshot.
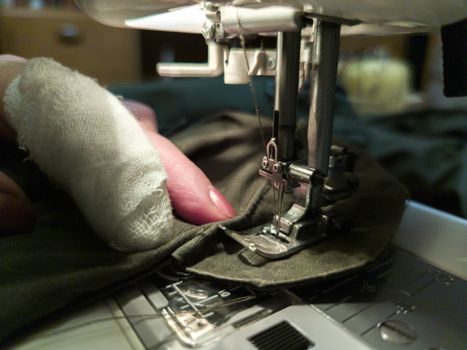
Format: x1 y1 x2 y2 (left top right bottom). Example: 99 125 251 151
13 1 467 349
77 0 467 260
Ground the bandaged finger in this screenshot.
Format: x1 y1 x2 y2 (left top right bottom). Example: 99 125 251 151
4 58 173 251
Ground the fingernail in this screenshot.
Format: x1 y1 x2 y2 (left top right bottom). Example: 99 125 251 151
209 187 237 219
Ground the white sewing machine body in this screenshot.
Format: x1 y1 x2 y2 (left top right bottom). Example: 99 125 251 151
78 0 467 30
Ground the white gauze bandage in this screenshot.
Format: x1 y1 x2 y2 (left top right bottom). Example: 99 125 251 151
4 58 173 251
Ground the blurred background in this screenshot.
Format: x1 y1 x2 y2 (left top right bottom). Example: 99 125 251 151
0 0 208 85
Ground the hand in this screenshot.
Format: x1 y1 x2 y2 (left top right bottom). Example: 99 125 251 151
0 55 236 236
123 101 237 225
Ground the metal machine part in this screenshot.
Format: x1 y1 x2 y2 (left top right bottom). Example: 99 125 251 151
158 280 297 347
155 6 303 81
115 271 300 349
115 203 467 349
234 22 358 258
115 248 467 350
249 19 358 260
156 42 225 78
76 0 467 30
219 6 302 36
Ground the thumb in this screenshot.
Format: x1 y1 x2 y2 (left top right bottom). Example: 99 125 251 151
144 131 237 225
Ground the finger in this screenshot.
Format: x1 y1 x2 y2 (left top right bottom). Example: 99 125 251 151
0 54 27 63
0 171 35 235
123 99 237 224
144 132 236 224
122 100 158 133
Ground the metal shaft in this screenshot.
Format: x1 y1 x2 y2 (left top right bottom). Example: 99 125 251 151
307 20 340 173
274 31 301 161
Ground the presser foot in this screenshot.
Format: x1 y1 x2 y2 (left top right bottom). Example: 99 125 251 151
219 214 330 260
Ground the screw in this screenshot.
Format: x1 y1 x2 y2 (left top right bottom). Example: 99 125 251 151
379 320 417 345
267 58 276 69
396 303 416 314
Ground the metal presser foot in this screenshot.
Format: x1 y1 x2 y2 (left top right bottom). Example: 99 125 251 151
221 145 358 260
221 19 358 261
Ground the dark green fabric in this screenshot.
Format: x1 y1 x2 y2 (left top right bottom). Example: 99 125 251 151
170 113 408 288
0 144 196 343
358 111 467 217
110 77 276 137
